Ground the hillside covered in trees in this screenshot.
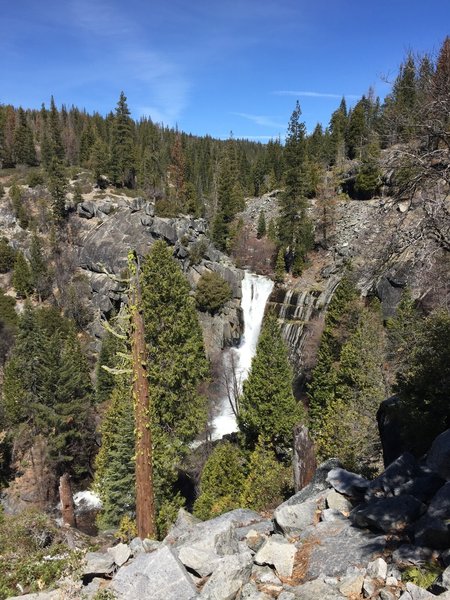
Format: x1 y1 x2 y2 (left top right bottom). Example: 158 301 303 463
0 37 448 600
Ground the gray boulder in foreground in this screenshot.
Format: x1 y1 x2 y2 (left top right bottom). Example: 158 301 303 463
350 494 425 532
326 468 369 498
199 551 253 599
110 545 197 600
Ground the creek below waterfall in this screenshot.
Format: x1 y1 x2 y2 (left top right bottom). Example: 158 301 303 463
210 271 274 440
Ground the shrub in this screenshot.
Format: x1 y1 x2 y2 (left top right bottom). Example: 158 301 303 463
240 439 293 512
26 171 45 188
195 271 232 314
0 238 16 273
0 510 82 599
193 442 246 521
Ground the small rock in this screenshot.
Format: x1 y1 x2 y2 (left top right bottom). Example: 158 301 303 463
338 573 364 597
238 582 272 599
252 565 282 585
443 565 450 589
406 582 439 599
322 508 347 522
326 468 369 499
82 551 116 577
362 577 378 597
292 578 346 599
399 593 413 600
200 551 253 600
277 593 296 600
326 489 352 513
254 534 296 578
392 544 433 566
387 566 402 581
386 576 398 586
108 542 131 566
142 538 162 553
273 491 324 536
367 557 388 580
380 590 396 600
129 537 145 556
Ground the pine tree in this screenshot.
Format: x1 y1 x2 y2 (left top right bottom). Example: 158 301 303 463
278 102 313 276
193 442 246 520
95 330 119 404
12 252 33 298
238 311 304 451
256 210 266 239
396 310 450 456
0 237 16 273
13 108 37 166
110 92 136 188
95 374 135 529
141 241 209 444
29 232 51 300
240 438 292 512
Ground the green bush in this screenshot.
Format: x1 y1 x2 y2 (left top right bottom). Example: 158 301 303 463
26 171 45 188
195 271 232 314
193 442 246 521
0 510 82 599
0 238 16 273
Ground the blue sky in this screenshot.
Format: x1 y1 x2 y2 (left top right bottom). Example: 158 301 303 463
1 0 449 140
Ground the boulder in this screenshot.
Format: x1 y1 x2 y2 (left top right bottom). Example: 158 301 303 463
426 429 450 480
291 579 346 599
110 545 197 600
350 495 425 532
254 534 296 578
171 511 260 577
107 542 131 566
326 489 352 513
273 490 324 536
199 551 253 599
395 473 444 503
428 481 450 519
338 572 364 597
366 557 388 580
392 544 434 566
321 508 347 523
326 468 369 499
238 583 272 599
82 551 116 577
364 452 417 501
77 201 97 219
5 593 60 600
413 514 450 549
297 519 386 579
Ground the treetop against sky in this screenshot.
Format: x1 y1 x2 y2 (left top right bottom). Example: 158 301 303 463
1 0 449 139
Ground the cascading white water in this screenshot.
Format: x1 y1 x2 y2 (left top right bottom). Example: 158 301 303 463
211 272 274 439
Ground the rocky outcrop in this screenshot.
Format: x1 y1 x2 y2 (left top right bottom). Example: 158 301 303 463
73 195 244 355
9 433 450 599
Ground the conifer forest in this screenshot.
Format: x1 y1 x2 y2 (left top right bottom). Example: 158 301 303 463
0 33 449 600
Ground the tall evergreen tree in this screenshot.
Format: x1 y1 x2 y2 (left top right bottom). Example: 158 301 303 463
278 101 313 276
238 311 304 451
95 373 135 530
12 252 33 298
13 108 37 166
141 240 209 443
110 92 136 188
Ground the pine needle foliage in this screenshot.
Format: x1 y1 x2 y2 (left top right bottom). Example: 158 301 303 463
238 311 304 452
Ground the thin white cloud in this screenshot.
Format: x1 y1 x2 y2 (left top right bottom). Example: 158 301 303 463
274 90 360 100
232 112 285 129
68 0 190 125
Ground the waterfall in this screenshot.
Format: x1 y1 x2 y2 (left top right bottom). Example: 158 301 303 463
211 272 274 440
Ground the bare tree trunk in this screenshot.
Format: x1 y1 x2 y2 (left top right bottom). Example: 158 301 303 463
130 259 156 540
293 424 316 492
59 473 77 528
